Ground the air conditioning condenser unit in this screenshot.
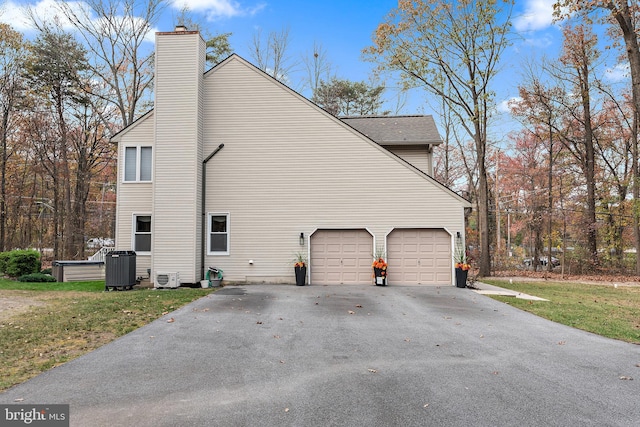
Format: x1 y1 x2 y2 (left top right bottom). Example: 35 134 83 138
155 272 180 289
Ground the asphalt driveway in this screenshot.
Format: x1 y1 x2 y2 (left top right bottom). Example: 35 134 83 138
1 284 639 426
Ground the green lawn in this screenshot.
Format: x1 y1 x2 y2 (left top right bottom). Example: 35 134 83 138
481 278 640 344
0 279 214 391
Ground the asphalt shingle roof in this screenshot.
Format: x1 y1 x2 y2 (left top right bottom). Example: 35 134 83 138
340 115 443 146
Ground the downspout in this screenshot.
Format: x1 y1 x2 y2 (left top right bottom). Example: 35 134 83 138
201 143 225 280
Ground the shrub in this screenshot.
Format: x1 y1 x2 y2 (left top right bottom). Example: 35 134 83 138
0 250 41 278
41 268 52 275
0 252 9 274
18 273 56 283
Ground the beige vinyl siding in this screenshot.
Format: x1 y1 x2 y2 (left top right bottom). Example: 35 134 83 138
152 32 205 283
195 36 205 281
58 264 105 282
201 57 468 284
386 146 433 176
115 114 153 278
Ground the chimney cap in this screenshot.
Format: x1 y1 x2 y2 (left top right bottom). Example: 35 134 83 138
174 25 187 32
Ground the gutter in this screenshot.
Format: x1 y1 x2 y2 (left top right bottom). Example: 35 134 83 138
201 143 225 280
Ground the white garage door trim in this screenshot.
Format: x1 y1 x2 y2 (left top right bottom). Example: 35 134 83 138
387 228 453 286
310 229 374 285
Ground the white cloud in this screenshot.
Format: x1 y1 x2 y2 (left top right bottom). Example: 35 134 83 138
521 33 554 49
0 1 158 42
513 0 556 32
605 62 630 82
0 0 70 31
499 97 522 114
170 0 265 20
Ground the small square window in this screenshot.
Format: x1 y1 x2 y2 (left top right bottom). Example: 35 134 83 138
124 146 152 182
208 213 229 255
134 215 151 253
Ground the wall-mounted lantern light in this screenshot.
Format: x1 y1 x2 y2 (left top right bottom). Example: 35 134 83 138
299 232 305 246
456 231 461 239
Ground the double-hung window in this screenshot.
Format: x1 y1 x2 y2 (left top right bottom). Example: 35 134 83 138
133 215 151 253
208 213 229 255
124 146 152 182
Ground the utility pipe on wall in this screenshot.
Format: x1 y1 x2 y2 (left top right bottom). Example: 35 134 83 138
201 143 225 280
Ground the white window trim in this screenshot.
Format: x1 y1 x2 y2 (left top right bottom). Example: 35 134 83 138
132 213 152 255
208 212 230 256
123 146 152 183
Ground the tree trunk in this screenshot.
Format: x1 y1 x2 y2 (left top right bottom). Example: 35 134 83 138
0 107 8 252
609 3 640 274
578 42 598 268
547 124 554 272
476 133 491 277
55 89 75 259
633 111 640 275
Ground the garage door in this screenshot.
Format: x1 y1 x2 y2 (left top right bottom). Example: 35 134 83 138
311 229 373 285
387 228 452 285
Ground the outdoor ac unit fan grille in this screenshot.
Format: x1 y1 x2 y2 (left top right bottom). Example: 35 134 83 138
155 272 179 288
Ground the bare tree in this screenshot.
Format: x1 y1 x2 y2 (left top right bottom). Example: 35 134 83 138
49 0 166 130
302 42 333 95
249 26 298 84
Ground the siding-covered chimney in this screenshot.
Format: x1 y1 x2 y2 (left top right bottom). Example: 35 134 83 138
152 29 205 284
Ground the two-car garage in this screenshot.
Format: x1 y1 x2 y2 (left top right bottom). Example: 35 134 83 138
310 228 452 286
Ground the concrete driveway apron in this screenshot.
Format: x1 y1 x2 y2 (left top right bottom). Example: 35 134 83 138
1 285 639 427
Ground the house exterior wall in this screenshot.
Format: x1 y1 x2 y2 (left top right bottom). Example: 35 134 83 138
200 57 468 284
152 31 205 283
385 146 433 176
114 114 153 278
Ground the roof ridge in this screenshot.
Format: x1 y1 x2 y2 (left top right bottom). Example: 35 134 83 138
340 114 431 119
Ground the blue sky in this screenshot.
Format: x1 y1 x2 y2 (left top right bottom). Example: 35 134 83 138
0 0 630 141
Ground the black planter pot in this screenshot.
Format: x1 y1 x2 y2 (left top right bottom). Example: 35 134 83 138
295 266 307 286
374 268 387 286
455 268 468 288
